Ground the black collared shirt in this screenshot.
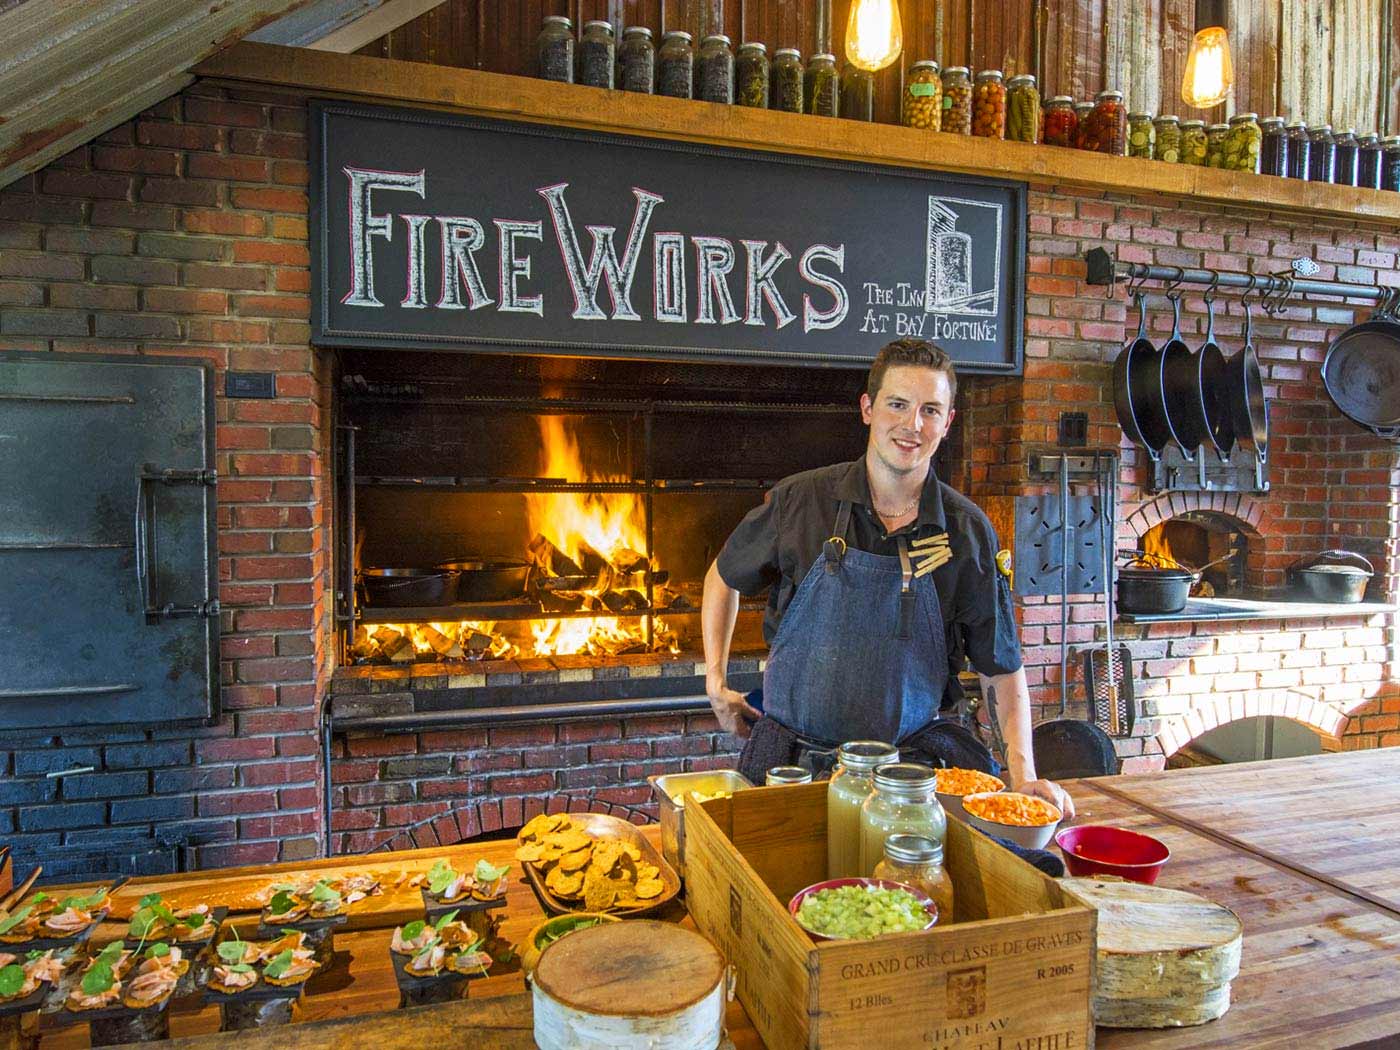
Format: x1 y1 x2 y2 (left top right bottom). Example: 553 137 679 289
716 459 1022 706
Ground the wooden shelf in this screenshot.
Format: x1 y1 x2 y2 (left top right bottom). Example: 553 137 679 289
199 42 1400 227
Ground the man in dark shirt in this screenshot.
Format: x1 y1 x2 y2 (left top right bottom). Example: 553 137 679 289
702 338 1073 817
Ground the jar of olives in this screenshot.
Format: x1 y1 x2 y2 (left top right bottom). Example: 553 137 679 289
1079 90 1125 154
1072 101 1094 147
972 70 1007 137
618 27 655 93
536 15 575 83
902 61 942 130
1357 133 1382 189
1223 113 1261 172
657 31 694 99
942 67 972 134
842 64 875 121
736 42 769 107
1308 124 1335 182
1259 117 1287 176
1332 127 1359 186
1382 136 1400 191
1042 96 1077 147
771 47 803 113
578 21 616 88
1006 75 1040 143
1152 115 1181 162
805 53 839 117
1127 112 1153 157
697 34 734 103
1181 119 1208 165
1285 121 1311 180
1205 123 1228 167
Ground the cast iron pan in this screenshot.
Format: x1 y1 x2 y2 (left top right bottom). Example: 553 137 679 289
437 558 532 602
1120 293 1173 459
360 568 460 607
1322 288 1400 440
1031 719 1119 781
1157 292 1200 460
1112 291 1159 454
1197 293 1233 460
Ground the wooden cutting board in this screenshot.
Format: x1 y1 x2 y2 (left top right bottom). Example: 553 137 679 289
1060 877 1243 1028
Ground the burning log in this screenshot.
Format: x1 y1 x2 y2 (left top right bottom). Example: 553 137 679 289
420 625 464 660
572 540 611 577
371 626 415 662
612 548 650 574
527 534 584 578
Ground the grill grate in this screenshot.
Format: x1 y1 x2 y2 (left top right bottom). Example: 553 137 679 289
1084 645 1135 737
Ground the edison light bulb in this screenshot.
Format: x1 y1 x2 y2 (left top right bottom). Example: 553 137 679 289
1181 24 1234 108
845 0 903 72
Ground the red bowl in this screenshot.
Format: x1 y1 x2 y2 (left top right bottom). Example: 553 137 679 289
788 878 938 941
1055 825 1171 884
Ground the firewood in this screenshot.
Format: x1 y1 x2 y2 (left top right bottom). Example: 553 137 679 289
528 534 583 578
573 539 610 576
611 548 650 574
420 625 464 660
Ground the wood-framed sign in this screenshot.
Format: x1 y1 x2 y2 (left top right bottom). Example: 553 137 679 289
310 100 1026 374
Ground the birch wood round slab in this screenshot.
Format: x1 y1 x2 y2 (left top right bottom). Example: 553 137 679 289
532 920 727 1050
1060 877 1243 1028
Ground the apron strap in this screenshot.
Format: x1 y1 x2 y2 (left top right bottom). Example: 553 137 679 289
895 536 916 641
823 500 854 574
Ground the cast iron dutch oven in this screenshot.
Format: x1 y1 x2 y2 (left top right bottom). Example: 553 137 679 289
1322 288 1400 442
1113 291 1171 460
360 567 461 608
1116 565 1195 615
1287 550 1374 604
437 558 532 602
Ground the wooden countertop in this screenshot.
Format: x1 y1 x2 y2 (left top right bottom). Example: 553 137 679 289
31 749 1400 1050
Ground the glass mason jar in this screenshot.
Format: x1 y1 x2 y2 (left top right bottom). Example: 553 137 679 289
1127 112 1153 158
578 21 615 88
656 31 694 99
826 741 899 880
1308 124 1335 182
618 27 655 94
536 15 575 83
1357 133 1382 190
1072 101 1094 147
771 47 804 113
842 64 875 121
942 66 972 134
1006 74 1040 143
1223 113 1261 173
858 763 945 875
1382 136 1400 191
697 34 734 103
735 42 769 107
1286 121 1311 180
1152 115 1181 162
1259 117 1288 176
1042 95 1077 147
766 766 812 786
872 834 955 926
1181 119 1208 165
805 53 839 117
1332 127 1359 186
1082 90 1126 154
1204 122 1228 167
971 69 1007 138
901 60 942 130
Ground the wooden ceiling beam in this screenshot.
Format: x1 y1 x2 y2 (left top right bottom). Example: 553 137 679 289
303 0 449 52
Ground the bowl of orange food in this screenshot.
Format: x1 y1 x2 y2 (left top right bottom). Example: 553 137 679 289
933 768 1005 823
961 791 1062 850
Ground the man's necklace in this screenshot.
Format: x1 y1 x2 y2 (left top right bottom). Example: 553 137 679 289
874 495 919 518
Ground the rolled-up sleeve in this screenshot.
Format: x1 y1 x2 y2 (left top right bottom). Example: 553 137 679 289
715 491 783 597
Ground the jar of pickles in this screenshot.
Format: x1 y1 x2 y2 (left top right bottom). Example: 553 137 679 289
972 70 1006 137
842 64 875 121
826 741 899 880
618 27 654 93
1152 115 1181 162
735 42 769 107
858 763 945 875
1259 117 1287 176
578 21 615 88
1127 112 1153 157
1042 96 1077 147
1286 121 1311 180
1006 74 1040 143
1332 127 1359 186
1181 119 1208 165
1204 123 1228 167
697 34 734 103
1072 101 1094 147
902 60 942 130
771 47 803 113
805 53 839 116
1357 133 1382 189
1308 124 1335 182
536 15 575 83
1079 90 1125 154
1223 113 1261 172
872 835 955 925
942 67 972 134
657 31 694 99
1382 136 1400 191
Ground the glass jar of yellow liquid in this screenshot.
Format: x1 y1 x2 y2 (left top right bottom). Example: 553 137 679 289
873 833 955 925
858 763 944 875
826 741 898 879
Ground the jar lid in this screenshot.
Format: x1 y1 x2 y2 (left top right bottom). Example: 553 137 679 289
766 766 811 785
910 60 939 72
738 40 767 53
1232 112 1258 122
774 47 801 59
1341 126 1357 135
1153 114 1180 123
542 15 573 27
622 26 653 38
1128 111 1150 121
1286 120 1307 130
1007 74 1036 88
1308 123 1333 133
583 19 614 33
1048 95 1074 104
1359 132 1380 144
943 65 969 76
1259 116 1285 128
838 741 900 772
702 33 732 46
1382 135 1400 146
1074 101 1094 112
1095 89 1123 102
812 52 836 63
1182 119 1205 128
1208 122 1229 132
883 833 944 865
976 69 1004 80
872 762 938 796
661 30 692 43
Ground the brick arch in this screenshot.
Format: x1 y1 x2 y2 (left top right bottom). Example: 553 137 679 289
1154 690 1345 757
1125 491 1267 540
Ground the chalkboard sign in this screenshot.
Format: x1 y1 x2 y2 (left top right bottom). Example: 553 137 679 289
310 101 1026 374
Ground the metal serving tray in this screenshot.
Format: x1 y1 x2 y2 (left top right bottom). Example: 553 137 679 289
648 770 754 877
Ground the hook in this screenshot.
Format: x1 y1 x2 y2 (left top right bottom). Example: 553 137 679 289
1203 270 1221 305
1164 266 1186 299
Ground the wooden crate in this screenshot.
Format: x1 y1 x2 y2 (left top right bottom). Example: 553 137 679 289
686 782 1096 1050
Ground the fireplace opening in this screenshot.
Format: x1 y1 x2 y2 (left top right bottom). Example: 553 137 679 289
1138 511 1250 598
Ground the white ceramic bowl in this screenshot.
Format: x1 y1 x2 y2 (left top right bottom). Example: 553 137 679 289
960 791 1061 850
933 770 1006 824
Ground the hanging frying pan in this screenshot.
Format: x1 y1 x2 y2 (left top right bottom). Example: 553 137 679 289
1157 291 1201 460
1123 291 1175 460
1322 287 1400 441
1112 290 1159 455
1197 284 1234 460
1225 287 1269 460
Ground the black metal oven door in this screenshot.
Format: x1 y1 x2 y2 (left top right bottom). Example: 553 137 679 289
0 351 218 729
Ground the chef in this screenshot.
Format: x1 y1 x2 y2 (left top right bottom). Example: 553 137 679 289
702 338 1074 817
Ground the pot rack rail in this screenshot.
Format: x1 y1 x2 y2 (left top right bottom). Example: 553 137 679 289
1084 247 1388 306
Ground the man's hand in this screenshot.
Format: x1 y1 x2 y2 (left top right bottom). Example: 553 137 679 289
707 684 762 738
1017 778 1076 821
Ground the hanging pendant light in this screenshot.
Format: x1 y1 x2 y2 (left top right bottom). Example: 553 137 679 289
845 0 903 72
1181 0 1234 109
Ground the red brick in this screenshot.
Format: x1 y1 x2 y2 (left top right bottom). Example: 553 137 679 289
198 789 278 816
140 178 220 207
142 287 227 314
420 730 489 750
91 201 176 230
230 187 307 213
588 742 649 761
234 656 315 683
183 210 265 236
241 759 318 786
346 735 419 757
186 153 270 182
488 724 557 748
41 170 131 199
185 262 266 290
233 556 312 581
275 268 310 293
185 97 266 128
234 294 307 318
229 129 303 159
279 787 320 809
490 774 556 794
233 240 308 265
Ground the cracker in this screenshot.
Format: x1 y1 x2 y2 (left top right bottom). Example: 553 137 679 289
557 846 593 873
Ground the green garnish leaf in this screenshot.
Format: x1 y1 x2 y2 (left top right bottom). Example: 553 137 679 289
473 859 509 884
0 965 24 998
180 911 207 930
310 881 341 905
97 940 125 961
268 891 297 916
0 906 33 935
60 888 107 912
80 960 115 996
216 941 246 964
269 883 300 892
24 950 45 962
30 893 48 906
262 949 294 979
138 893 163 909
129 908 160 939
227 962 254 974
433 910 460 930
399 920 426 941
146 942 171 959
279 928 302 938
426 859 456 896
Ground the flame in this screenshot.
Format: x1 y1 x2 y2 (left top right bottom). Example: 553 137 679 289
1136 526 1178 569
